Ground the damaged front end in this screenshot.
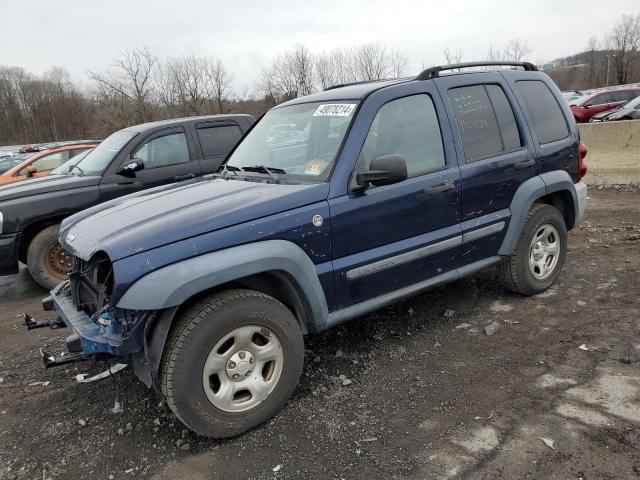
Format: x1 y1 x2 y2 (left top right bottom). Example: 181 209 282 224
29 252 159 386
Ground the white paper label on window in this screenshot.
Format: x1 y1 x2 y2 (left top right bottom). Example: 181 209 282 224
313 104 356 117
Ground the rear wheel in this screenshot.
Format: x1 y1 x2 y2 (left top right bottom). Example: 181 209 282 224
498 204 567 296
26 224 73 290
160 289 304 438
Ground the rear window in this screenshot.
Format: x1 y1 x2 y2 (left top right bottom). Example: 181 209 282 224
516 80 569 144
448 84 522 162
197 124 243 159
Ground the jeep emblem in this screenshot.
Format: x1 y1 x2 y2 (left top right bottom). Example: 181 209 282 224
312 215 323 227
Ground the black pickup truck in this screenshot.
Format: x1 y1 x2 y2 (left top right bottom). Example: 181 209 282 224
0 114 254 289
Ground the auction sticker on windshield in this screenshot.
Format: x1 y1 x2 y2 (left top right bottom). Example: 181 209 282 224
313 104 356 117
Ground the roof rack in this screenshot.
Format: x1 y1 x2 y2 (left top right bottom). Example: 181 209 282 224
324 79 385 91
415 61 538 81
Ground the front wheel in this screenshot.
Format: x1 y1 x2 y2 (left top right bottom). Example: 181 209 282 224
498 204 567 296
26 224 74 290
160 289 304 438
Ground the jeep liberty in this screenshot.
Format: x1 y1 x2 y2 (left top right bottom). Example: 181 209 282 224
33 62 587 438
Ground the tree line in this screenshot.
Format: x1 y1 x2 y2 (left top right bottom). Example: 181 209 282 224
546 13 640 90
1 12 639 145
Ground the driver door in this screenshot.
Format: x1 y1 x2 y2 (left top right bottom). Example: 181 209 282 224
99 126 201 201
329 90 462 309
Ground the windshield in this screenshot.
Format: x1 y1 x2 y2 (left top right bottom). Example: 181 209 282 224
74 130 137 175
51 149 91 175
226 101 358 182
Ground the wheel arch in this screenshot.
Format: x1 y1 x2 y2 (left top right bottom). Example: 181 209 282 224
18 216 68 263
499 172 579 256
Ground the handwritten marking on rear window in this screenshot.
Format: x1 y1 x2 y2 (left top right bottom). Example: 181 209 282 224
313 104 356 117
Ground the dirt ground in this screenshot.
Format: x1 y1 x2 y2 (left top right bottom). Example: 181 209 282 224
1 189 639 480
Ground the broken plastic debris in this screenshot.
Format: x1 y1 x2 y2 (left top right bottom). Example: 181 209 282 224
578 344 589 351
272 464 282 472
538 437 555 449
76 363 127 383
27 381 50 387
111 399 124 414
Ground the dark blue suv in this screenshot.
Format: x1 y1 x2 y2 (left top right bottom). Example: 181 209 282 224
36 61 588 438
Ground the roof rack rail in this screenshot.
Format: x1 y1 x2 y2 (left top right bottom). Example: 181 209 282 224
415 61 538 81
324 79 383 91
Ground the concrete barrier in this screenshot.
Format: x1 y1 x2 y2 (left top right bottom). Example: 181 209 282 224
578 120 640 185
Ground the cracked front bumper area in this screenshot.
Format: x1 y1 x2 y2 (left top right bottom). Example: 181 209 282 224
40 281 147 361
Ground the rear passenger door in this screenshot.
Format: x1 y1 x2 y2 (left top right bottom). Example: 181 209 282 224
194 121 244 174
435 73 536 263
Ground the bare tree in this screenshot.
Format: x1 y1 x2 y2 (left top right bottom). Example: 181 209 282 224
443 48 463 64
88 47 158 124
257 45 315 104
388 49 409 78
503 38 530 62
608 13 640 85
485 44 505 62
584 36 602 88
352 43 389 80
204 58 232 113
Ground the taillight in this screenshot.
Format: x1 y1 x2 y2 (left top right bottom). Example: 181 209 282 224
577 141 587 181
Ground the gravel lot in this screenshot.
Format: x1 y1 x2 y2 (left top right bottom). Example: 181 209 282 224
1 189 639 480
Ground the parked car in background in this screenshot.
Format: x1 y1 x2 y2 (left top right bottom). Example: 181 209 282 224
0 153 32 174
0 114 254 289
570 88 640 122
589 95 640 122
50 149 93 175
37 61 587 438
562 90 584 104
0 141 99 185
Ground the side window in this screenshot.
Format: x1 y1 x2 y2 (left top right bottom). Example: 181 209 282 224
197 124 243 159
589 94 610 106
133 131 190 169
486 85 522 152
18 151 68 175
448 84 521 162
360 94 445 176
68 148 90 159
515 80 569 144
610 91 637 102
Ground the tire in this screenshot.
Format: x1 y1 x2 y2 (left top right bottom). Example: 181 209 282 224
498 204 567 296
160 289 304 438
26 224 74 291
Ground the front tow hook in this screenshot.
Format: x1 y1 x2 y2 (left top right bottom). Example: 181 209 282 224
21 313 65 330
40 349 88 369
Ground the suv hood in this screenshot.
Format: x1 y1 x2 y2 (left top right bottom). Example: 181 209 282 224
0 174 100 201
61 176 329 261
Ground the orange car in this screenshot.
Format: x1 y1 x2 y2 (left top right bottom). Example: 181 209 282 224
0 142 99 185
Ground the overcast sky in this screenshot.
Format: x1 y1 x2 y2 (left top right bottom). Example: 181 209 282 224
1 0 636 94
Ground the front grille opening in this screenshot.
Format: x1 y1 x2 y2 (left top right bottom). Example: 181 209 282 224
73 252 113 316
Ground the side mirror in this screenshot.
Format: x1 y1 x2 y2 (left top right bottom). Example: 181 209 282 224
356 154 408 188
26 165 37 177
117 159 144 177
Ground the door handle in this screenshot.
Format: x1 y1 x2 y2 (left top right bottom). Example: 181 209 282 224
513 159 536 170
425 181 455 196
175 173 198 181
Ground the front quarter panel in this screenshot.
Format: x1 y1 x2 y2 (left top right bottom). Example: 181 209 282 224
110 200 334 310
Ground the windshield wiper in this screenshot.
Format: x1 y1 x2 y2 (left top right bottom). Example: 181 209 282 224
218 164 240 179
69 164 84 176
242 165 285 184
